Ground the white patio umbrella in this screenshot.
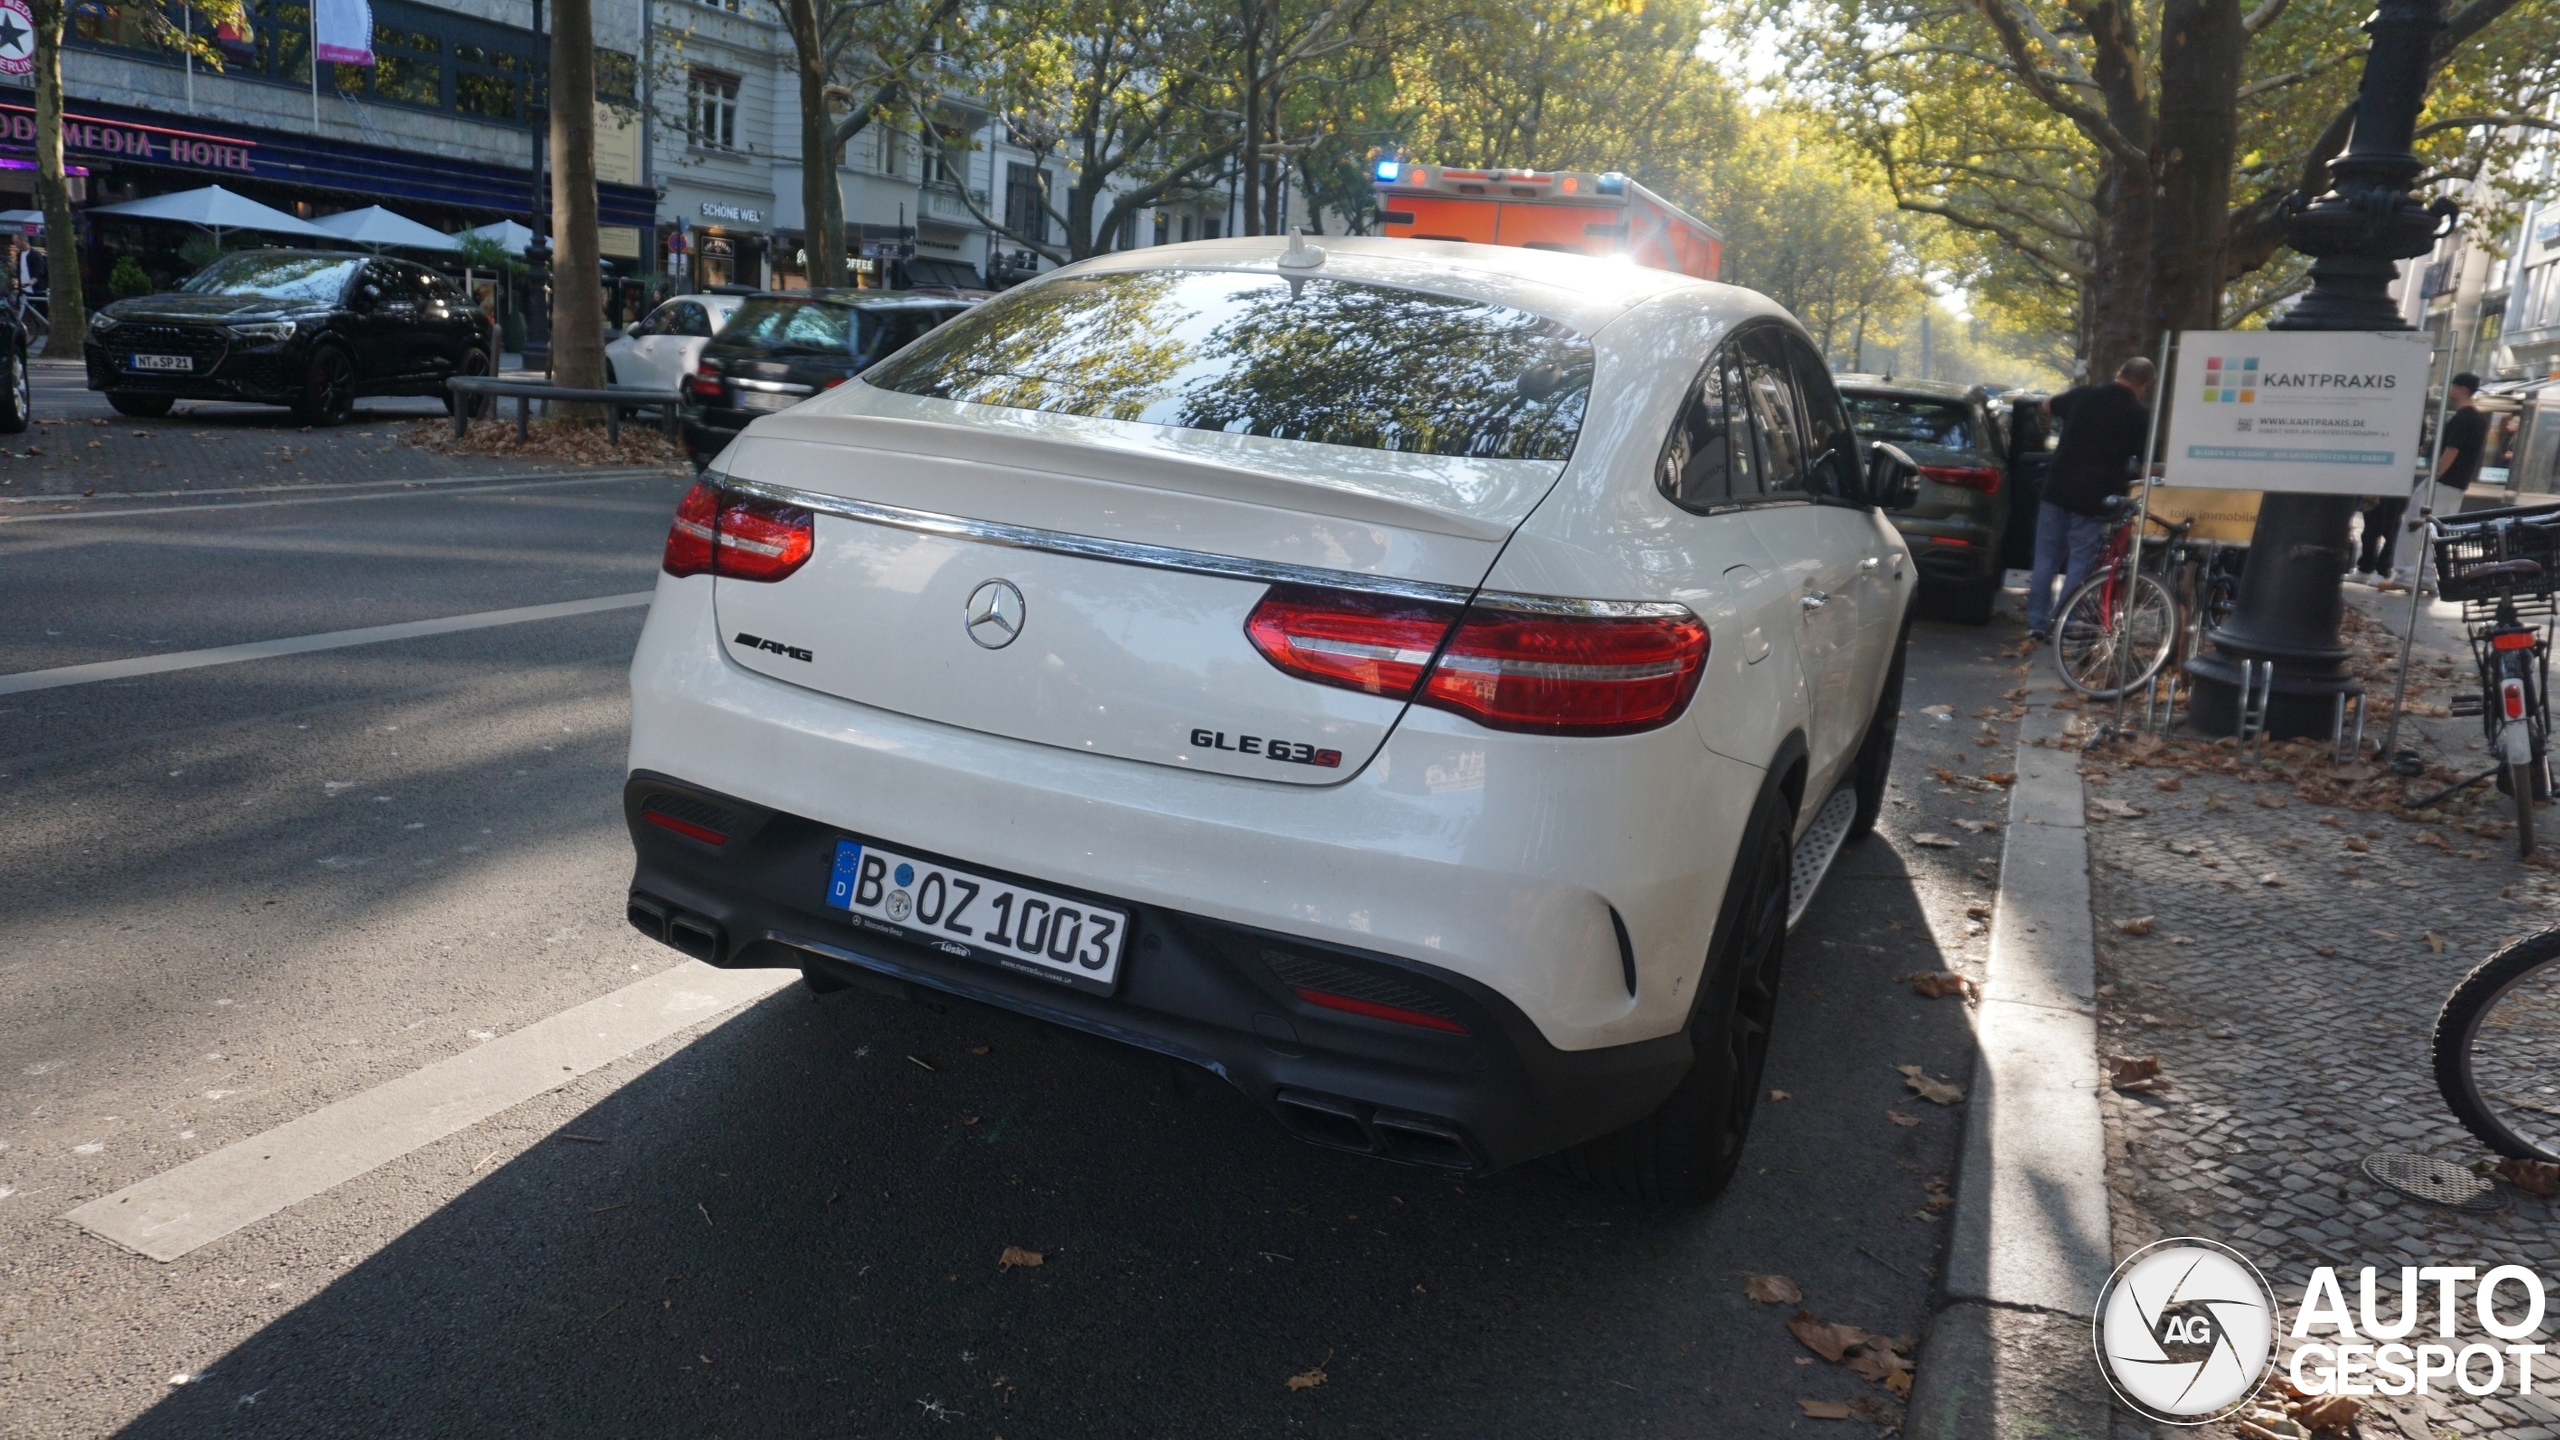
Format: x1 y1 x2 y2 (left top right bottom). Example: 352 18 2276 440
308 206 460 253
456 219 536 257
86 185 334 244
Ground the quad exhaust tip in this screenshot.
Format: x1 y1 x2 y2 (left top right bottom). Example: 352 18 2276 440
1273 1088 1480 1172
627 891 725 964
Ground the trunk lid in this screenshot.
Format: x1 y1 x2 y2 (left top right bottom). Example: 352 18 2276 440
708 388 1565 783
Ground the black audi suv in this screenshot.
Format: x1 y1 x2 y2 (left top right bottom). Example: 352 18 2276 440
681 289 975 469
85 249 494 425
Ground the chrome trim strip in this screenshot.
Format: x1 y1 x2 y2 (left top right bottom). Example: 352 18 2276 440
731 378 815 395
718 474 1699 622
718 473 1479 605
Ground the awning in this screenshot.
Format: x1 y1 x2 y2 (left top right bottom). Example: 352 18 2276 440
308 205 458 252
456 219 536 257
87 185 333 240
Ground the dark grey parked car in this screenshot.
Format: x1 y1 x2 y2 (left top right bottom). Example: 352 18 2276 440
1837 376 2011 624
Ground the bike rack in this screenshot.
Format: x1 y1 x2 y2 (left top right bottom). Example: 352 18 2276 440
2237 659 2274 760
2332 692 2366 766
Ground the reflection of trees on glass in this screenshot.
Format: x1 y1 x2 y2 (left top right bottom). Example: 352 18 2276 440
868 270 1592 462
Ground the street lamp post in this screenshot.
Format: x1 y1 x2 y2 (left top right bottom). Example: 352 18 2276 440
2185 0 2455 739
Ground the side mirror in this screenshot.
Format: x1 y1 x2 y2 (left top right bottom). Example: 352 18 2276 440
1867 440 1923 510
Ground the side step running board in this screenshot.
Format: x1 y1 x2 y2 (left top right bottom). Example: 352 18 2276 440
1787 787 1859 931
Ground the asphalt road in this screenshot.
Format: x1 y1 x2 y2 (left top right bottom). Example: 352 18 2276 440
1 470 2033 1438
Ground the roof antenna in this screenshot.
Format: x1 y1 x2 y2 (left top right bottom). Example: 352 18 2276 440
1277 226 1326 270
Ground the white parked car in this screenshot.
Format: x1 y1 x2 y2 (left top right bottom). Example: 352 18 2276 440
623 237 1921 1203
605 293 746 392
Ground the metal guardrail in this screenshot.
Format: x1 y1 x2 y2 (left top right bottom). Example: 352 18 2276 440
445 376 684 445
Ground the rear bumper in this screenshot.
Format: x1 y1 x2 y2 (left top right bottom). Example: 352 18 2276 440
1886 515 2003 586
625 770 1693 1173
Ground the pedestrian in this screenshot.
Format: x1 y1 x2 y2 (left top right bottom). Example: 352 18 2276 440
2377 373 2488 594
2026 355 2156 641
2353 487 2412 583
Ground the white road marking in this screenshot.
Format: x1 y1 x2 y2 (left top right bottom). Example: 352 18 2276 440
0 592 653 697
0 466 677 521
65 961 798 1262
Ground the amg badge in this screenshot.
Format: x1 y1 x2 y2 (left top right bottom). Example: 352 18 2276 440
1189 728 1342 768
732 631 813 662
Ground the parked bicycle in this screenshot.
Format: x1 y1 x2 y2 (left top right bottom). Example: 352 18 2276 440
2419 505 2560 856
2051 493 2242 698
2437 926 2560 1163
7 286 48 348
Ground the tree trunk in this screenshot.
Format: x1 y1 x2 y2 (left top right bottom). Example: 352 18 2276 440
1239 0 1261 237
548 0 606 391
29 0 82 358
784 0 843 289
2084 156 2154 382
2150 0 2244 346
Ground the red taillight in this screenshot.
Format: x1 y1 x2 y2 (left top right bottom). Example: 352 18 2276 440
687 362 723 400
1243 585 1461 698
1245 586 1709 736
2494 630 2536 651
661 480 814 583
1292 986 1469 1033
2505 678 2528 720
644 810 727 845
1919 464 2000 494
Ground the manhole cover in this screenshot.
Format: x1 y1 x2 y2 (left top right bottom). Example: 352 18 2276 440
2363 1153 2508 1212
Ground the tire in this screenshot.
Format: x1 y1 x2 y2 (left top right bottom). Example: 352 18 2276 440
0 344 28 433
1556 785 1794 1205
1937 573 2000 626
1845 630 1909 843
291 346 356 426
2434 928 2560 1162
2053 570 2175 698
443 348 491 417
105 390 173 419
2516 758 2538 859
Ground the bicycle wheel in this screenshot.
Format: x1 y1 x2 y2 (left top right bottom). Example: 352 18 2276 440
2052 570 2175 698
2435 929 2560 1161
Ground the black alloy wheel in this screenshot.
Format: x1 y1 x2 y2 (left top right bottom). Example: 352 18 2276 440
1557 788 1794 1205
293 347 356 426
0 344 29 433
444 347 491 417
105 390 174 419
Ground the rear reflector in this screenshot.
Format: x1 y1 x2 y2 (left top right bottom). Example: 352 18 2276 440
1246 586 1707 737
1293 986 1470 1033
662 480 814 583
643 810 728 845
1919 464 2001 494
2494 630 2536 651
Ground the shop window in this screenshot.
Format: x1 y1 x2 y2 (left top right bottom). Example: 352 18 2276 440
687 71 739 151
1004 162 1049 244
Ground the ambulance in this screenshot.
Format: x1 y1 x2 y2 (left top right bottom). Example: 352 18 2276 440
1370 160 1723 281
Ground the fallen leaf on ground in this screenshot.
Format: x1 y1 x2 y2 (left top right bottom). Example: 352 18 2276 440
1964 904 1992 920
998 1246 1044 1269
2257 794 2289 809
2089 798 2146 819
1920 704 1954 718
1787 1311 1860 1363
1897 1064 1965 1105
1286 1351 1332 1391
2154 775 2182 791
2108 1055 2169 1093
1768 1089 1792 1101
2344 837 2371 852
2259 873 2287 887
2315 945 2338 957
1981 771 2016 786
1909 832 1960 848
2495 1158 2560 1197
1743 1272 1803 1304
1954 818 1998 832
2114 916 2156 936
2169 934 2195 945
2287 1392 2364 1433
1886 1110 1922 1127
1909 972 1973 999
2424 931 2446 953
1799 1399 1852 1419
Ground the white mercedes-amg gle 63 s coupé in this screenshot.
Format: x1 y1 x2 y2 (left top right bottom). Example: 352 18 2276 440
622 234 1920 1204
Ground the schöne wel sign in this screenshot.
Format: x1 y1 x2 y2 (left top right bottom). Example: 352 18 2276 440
2160 330 2434 494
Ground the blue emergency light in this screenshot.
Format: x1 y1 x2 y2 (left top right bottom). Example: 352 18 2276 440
1374 159 1401 182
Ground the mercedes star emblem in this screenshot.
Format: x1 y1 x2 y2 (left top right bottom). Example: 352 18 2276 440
964 578 1026 650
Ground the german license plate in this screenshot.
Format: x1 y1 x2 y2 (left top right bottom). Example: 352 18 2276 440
128 354 192 372
736 389 797 413
826 839 1129 994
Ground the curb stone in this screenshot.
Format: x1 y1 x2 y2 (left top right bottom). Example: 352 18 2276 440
1906 698 2125 1439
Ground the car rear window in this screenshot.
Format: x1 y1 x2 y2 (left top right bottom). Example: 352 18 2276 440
863 268 1593 461
721 297 855 354
1843 393 1975 449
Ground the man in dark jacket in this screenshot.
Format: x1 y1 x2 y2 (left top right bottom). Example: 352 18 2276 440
2026 356 2155 639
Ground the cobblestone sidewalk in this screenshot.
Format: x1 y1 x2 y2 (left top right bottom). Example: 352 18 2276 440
2081 586 2560 1440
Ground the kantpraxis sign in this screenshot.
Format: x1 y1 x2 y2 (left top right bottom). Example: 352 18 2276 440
2160 329 2436 494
